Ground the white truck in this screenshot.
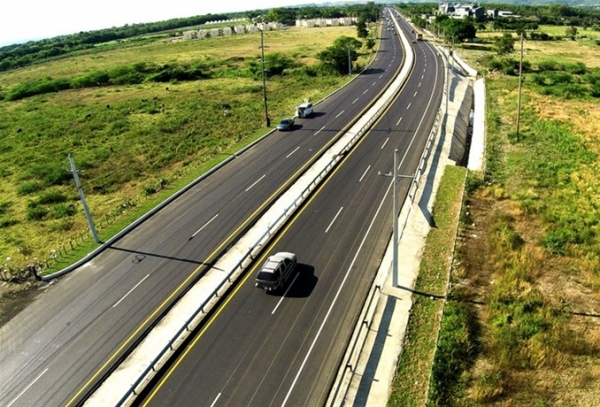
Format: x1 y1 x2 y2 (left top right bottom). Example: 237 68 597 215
296 100 313 118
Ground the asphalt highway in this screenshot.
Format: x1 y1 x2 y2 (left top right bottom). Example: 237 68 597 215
136 10 445 407
0 15 406 407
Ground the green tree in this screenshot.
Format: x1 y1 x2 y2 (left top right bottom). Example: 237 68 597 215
263 8 296 25
494 33 516 56
356 17 368 38
317 36 362 75
442 17 477 43
565 25 578 40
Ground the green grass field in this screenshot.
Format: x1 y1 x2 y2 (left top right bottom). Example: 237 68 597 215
0 25 375 273
388 20 600 407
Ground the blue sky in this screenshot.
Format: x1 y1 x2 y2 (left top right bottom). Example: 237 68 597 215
0 0 326 47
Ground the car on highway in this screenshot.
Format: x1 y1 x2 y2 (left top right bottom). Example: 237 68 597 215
255 252 297 292
276 117 295 131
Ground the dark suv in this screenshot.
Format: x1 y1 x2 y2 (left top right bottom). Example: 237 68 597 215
255 252 297 292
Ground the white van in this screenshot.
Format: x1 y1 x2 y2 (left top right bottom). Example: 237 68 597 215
296 101 313 118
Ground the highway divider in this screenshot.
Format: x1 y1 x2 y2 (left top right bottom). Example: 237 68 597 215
86 11 415 406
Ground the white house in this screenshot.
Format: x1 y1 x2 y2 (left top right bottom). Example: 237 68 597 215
183 30 197 40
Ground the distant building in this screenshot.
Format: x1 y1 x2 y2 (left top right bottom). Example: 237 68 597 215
257 22 270 31
439 3 484 22
183 30 197 40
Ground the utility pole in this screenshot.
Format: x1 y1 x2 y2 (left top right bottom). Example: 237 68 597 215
68 154 99 243
378 149 415 287
516 31 524 140
259 29 270 127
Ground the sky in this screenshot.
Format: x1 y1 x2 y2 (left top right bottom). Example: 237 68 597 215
0 0 328 47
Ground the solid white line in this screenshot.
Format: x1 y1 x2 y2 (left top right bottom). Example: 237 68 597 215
352 98 359 104
286 146 300 158
281 176 392 407
271 273 301 315
325 207 343 233
314 126 325 136
359 165 371 182
335 110 345 118
406 102 412 110
113 274 150 308
381 137 389 150
396 116 403 126
7 368 49 407
209 393 221 407
245 174 266 192
191 213 219 239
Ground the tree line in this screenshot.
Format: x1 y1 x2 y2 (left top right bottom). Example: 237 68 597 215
0 4 380 73
399 2 600 44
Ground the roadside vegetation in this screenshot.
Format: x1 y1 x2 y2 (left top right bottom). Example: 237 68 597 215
388 165 467 406
0 19 379 277
390 3 600 406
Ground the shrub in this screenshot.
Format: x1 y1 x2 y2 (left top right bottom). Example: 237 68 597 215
108 65 145 85
264 52 300 76
71 71 110 88
25 204 48 221
0 201 11 215
537 60 562 72
146 64 206 83
590 82 600 98
37 189 67 204
0 217 18 228
48 218 74 232
28 162 73 186
17 181 42 195
564 61 586 75
143 184 158 195
51 203 77 218
6 77 71 100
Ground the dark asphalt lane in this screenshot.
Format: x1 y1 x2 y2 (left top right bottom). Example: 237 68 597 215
0 20 406 407
137 12 445 407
